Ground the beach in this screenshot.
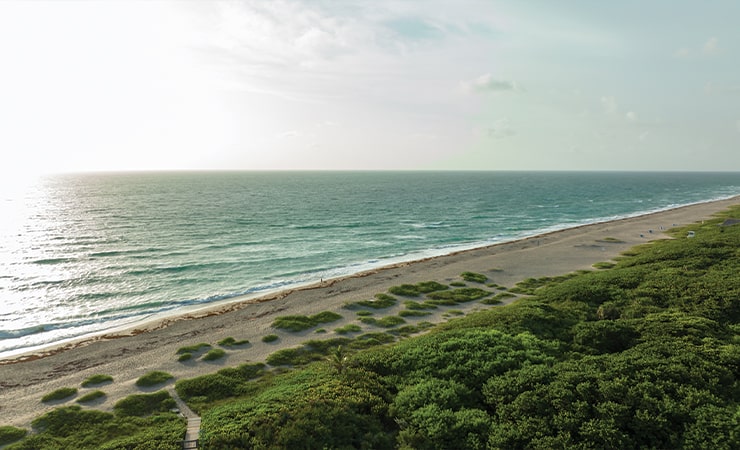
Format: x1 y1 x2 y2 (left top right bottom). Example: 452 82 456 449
1 195 738 428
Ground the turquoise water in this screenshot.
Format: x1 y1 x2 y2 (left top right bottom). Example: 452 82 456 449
1 171 739 357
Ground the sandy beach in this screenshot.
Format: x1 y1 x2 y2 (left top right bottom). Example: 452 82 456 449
1 196 738 428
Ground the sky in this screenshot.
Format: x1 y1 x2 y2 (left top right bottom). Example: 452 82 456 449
0 0 739 178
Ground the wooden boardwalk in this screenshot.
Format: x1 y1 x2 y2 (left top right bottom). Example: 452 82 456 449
169 388 201 449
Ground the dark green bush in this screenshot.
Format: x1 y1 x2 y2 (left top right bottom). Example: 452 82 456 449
113 391 176 417
262 334 279 343
388 284 420 297
427 287 491 303
0 426 27 445
335 324 362 334
135 371 173 387
41 387 77 403
177 352 193 362
352 294 397 309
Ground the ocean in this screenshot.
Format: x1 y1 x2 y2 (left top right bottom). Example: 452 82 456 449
1 171 739 358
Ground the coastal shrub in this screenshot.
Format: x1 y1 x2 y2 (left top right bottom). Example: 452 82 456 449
404 300 437 310
177 352 193 362
480 292 516 305
360 316 406 328
353 294 397 309
15 406 184 449
135 371 173 387
113 391 176 417
387 322 435 337
389 284 420 297
0 426 26 445
80 374 113 387
218 336 250 347
461 271 488 283
427 287 491 303
41 387 77 403
443 310 465 317
176 342 211 355
202 348 226 361
176 363 266 404
315 328 327 333
335 324 362 334
593 261 617 269
272 311 343 331
356 310 373 316
416 281 449 293
262 334 279 343
76 390 106 404
349 332 396 350
266 338 352 367
450 281 466 287
398 309 432 317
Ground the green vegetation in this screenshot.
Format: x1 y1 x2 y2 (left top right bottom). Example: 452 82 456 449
355 310 373 316
193 207 740 449
76 390 106 404
262 334 279 343
113 391 176 417
8 207 740 449
427 287 492 303
387 281 447 298
218 336 250 347
177 352 193 362
80 374 113 387
597 236 625 243
41 387 77 403
593 261 617 269
272 311 343 331
334 323 362 334
176 342 211 355
359 315 406 328
449 281 466 287
0 426 26 446
480 291 517 305
202 348 226 361
398 309 432 317
349 293 398 309
403 300 438 310
7 405 184 449
461 271 488 283
135 371 173 388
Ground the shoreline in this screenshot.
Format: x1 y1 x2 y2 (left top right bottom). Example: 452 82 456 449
1 195 738 427
2 194 737 364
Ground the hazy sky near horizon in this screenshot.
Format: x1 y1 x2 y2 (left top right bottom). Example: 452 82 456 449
1 0 739 177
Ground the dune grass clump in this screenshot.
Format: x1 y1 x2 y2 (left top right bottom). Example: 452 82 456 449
218 337 250 347
461 271 488 283
351 294 398 309
593 261 617 269
450 281 466 287
266 338 352 367
359 315 406 328
80 374 113 387
335 324 362 334
135 371 173 388
404 300 438 310
398 310 432 317
427 287 491 303
387 322 435 337
480 292 517 305
0 426 27 446
178 353 193 362
76 390 106 404
202 348 227 361
416 281 448 293
272 311 343 332
388 284 420 297
114 390 176 417
356 310 373 316
176 342 212 355
262 334 279 343
41 387 77 403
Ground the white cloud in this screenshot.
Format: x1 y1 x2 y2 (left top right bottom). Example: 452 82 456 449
702 37 719 55
463 73 519 93
601 96 617 114
625 111 637 122
487 118 516 139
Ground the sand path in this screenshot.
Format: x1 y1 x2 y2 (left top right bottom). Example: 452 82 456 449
1 196 738 428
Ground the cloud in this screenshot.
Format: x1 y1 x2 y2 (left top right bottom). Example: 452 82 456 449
702 37 719 55
674 36 720 58
625 111 637 122
601 96 617 114
463 73 519 93
487 118 516 139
